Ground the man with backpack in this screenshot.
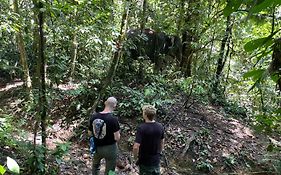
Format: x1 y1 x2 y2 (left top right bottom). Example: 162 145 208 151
88 97 120 175
133 105 165 175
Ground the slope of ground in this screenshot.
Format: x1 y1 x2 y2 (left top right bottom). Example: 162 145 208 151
0 82 280 175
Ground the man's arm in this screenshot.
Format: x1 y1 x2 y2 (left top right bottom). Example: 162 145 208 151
132 142 140 160
160 139 164 152
114 130 120 141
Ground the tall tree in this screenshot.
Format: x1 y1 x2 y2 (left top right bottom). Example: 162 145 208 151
12 0 33 99
89 0 131 114
32 0 40 88
140 0 147 30
139 0 147 76
213 15 233 93
180 0 201 77
36 0 48 172
69 3 78 81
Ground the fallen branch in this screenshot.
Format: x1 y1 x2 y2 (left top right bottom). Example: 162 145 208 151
180 131 196 158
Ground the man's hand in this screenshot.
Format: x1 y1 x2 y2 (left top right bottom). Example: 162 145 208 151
114 130 120 141
132 142 140 161
160 139 164 152
88 130 92 136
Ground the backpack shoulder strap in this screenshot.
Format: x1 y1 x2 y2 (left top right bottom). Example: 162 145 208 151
97 121 105 139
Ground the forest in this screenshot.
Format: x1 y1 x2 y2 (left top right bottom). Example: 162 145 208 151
0 0 281 174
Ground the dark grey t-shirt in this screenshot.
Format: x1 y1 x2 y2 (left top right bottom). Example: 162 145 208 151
89 113 120 146
135 122 164 166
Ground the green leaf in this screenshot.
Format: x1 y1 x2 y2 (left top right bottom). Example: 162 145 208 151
244 37 273 52
7 157 20 174
270 74 280 83
243 69 265 80
39 8 46 12
144 88 153 97
0 165 6 175
276 0 281 6
250 0 275 13
108 170 115 175
223 0 243 17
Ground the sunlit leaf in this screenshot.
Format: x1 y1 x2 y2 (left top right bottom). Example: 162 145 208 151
74 0 84 4
0 165 6 175
7 157 20 174
223 0 243 17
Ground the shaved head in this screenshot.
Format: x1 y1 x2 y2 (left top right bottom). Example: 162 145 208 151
105 97 117 109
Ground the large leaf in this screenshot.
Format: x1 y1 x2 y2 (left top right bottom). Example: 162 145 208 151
223 0 243 17
250 0 275 13
0 165 6 175
7 157 20 174
244 36 273 52
243 69 265 81
243 69 267 92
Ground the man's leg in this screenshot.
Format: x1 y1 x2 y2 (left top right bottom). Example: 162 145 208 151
152 167 160 175
139 165 160 175
92 150 102 175
103 144 117 175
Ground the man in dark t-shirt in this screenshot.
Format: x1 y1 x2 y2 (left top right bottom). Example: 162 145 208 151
133 105 164 175
88 97 120 175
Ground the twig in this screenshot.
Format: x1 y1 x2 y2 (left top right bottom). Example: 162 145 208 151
269 137 281 147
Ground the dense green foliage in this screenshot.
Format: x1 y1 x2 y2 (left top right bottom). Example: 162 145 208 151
0 0 281 174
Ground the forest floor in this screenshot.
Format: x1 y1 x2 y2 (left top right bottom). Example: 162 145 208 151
0 81 280 175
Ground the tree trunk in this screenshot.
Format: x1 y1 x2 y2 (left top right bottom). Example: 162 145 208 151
181 31 193 77
69 7 78 81
37 1 47 172
139 0 147 77
215 16 232 80
177 0 184 36
180 0 197 77
32 0 40 88
140 0 147 30
213 16 232 92
70 33 78 81
12 0 33 99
